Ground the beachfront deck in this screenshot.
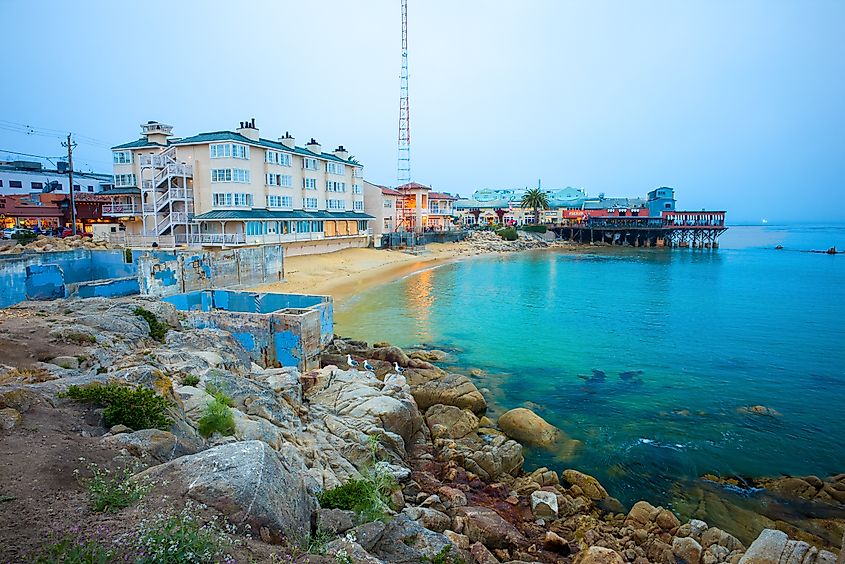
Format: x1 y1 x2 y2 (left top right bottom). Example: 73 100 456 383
551 212 727 248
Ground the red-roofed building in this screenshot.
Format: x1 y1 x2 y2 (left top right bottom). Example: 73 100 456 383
394 182 457 232
0 194 64 230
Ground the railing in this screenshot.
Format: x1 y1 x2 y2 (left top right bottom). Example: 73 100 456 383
187 233 247 245
187 229 370 246
105 233 177 247
102 203 140 215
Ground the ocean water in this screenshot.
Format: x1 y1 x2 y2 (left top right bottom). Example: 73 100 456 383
335 225 845 515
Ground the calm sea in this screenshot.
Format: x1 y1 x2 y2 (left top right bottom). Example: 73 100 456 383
335 225 845 515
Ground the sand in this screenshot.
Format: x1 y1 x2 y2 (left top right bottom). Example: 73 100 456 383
252 243 471 304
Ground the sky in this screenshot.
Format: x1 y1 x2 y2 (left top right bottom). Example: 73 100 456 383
1 0 843 223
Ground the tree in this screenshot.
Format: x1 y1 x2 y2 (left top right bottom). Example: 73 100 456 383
520 188 550 224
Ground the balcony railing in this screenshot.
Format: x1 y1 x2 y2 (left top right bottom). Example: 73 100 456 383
102 203 140 216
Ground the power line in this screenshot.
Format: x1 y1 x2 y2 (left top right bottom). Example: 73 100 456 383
0 119 112 148
0 148 66 161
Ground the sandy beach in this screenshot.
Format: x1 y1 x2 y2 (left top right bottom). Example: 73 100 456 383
252 242 472 304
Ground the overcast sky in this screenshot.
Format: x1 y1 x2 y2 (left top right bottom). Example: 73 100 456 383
1 0 843 223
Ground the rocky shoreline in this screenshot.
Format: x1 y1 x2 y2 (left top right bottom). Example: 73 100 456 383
0 297 842 563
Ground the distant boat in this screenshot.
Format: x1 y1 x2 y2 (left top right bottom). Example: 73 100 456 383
761 219 769 224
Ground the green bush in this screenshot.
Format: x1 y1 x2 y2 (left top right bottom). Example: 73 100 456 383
424 545 465 564
520 224 547 233
34 536 118 564
197 392 236 438
12 231 37 245
133 307 168 342
181 374 200 387
496 227 518 241
131 504 237 563
317 435 398 522
60 383 172 430
76 462 151 513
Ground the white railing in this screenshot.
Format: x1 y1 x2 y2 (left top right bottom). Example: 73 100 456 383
102 203 140 215
105 233 177 247
187 233 247 245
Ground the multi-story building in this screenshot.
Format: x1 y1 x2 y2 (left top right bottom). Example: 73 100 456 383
107 120 372 251
0 160 113 195
393 182 457 232
363 181 401 240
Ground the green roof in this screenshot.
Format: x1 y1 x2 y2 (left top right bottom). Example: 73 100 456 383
100 187 140 195
111 139 167 150
193 209 373 221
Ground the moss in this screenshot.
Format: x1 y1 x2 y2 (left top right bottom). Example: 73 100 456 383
60 383 172 430
133 307 168 342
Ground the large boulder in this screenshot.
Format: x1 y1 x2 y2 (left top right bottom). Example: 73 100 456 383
453 506 525 549
672 536 703 564
563 469 609 500
101 429 202 462
441 432 523 481
134 441 315 542
424 404 479 439
739 529 788 563
578 546 624 564
530 490 559 519
411 373 487 415
370 514 454 563
497 407 559 447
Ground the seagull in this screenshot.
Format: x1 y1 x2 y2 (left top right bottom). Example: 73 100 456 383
363 360 374 371
393 362 405 374
347 354 359 369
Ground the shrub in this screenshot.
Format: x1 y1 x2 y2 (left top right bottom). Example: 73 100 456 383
132 503 238 563
197 392 236 438
317 435 398 522
60 383 172 430
181 374 200 387
76 462 151 513
496 227 518 241
520 224 547 233
424 545 465 564
12 231 37 245
133 307 168 342
34 536 118 564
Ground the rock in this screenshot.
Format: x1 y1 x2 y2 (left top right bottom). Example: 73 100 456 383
324 539 383 564
102 429 201 463
438 485 468 508
444 433 524 481
0 407 21 431
50 356 79 370
444 530 471 550
134 441 315 542
403 506 452 533
410 373 487 415
370 514 453 563
0 388 43 412
349 520 386 552
316 508 356 534
626 500 657 526
470 541 502 563
370 346 411 367
673 536 703 564
497 407 560 447
544 530 571 555
425 404 479 439
701 527 744 553
578 546 625 564
739 529 788 563
453 506 525 549
563 469 609 500
530 490 559 519
109 424 132 434
655 508 681 530
738 405 782 417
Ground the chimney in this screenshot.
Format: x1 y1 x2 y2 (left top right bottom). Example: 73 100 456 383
332 145 349 160
305 138 322 154
279 131 296 149
236 117 260 141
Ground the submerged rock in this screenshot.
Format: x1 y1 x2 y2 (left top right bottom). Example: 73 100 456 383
497 407 560 448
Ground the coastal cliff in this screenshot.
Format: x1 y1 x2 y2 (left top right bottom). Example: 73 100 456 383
0 297 842 563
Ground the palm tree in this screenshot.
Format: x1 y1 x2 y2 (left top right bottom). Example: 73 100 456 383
520 188 550 224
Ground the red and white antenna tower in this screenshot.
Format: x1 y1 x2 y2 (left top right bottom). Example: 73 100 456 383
397 0 411 184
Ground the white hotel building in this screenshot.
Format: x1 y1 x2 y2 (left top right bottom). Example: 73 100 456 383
107 120 372 253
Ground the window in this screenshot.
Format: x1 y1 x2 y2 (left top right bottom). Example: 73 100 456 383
326 162 345 175
114 174 136 187
211 169 250 183
9 180 22 188
267 195 293 208
352 167 362 178
73 185 81 192
302 178 317 190
0 180 3 186
383 199 393 208
113 150 132 164
246 221 266 236
352 184 361 194
353 200 364 211
327 199 345 210
210 143 249 159
265 173 292 187
326 181 346 192
212 193 252 207
87 185 94 192
302 158 318 171
304 197 318 209
265 150 291 166
31 182 43 190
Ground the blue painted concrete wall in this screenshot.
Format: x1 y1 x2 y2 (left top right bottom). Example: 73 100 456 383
74 277 140 299
24 264 66 301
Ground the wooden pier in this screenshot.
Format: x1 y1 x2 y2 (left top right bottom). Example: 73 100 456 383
550 211 727 248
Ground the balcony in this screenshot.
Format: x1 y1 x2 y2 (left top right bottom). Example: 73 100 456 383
102 203 141 216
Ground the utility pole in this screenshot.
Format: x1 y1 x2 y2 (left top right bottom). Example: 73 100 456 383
63 134 77 236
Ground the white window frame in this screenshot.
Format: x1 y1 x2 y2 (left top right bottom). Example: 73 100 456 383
113 173 136 187
303 178 317 190
211 143 250 159
112 151 132 164
304 197 318 209
353 200 364 211
303 158 318 171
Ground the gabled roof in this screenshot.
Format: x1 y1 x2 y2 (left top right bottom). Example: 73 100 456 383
396 182 431 191
111 139 167 150
428 192 457 201
381 187 402 196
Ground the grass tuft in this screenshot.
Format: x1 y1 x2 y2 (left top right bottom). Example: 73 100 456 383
76 462 151 513
133 307 168 342
197 391 236 438
181 374 200 387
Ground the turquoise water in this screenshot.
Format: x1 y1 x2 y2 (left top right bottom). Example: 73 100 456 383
335 226 845 510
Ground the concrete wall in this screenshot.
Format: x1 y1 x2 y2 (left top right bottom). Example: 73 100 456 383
73 277 140 299
162 289 331 370
0 249 138 308
283 236 368 257
138 245 284 297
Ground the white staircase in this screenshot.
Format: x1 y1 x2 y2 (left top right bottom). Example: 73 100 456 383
139 146 198 240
